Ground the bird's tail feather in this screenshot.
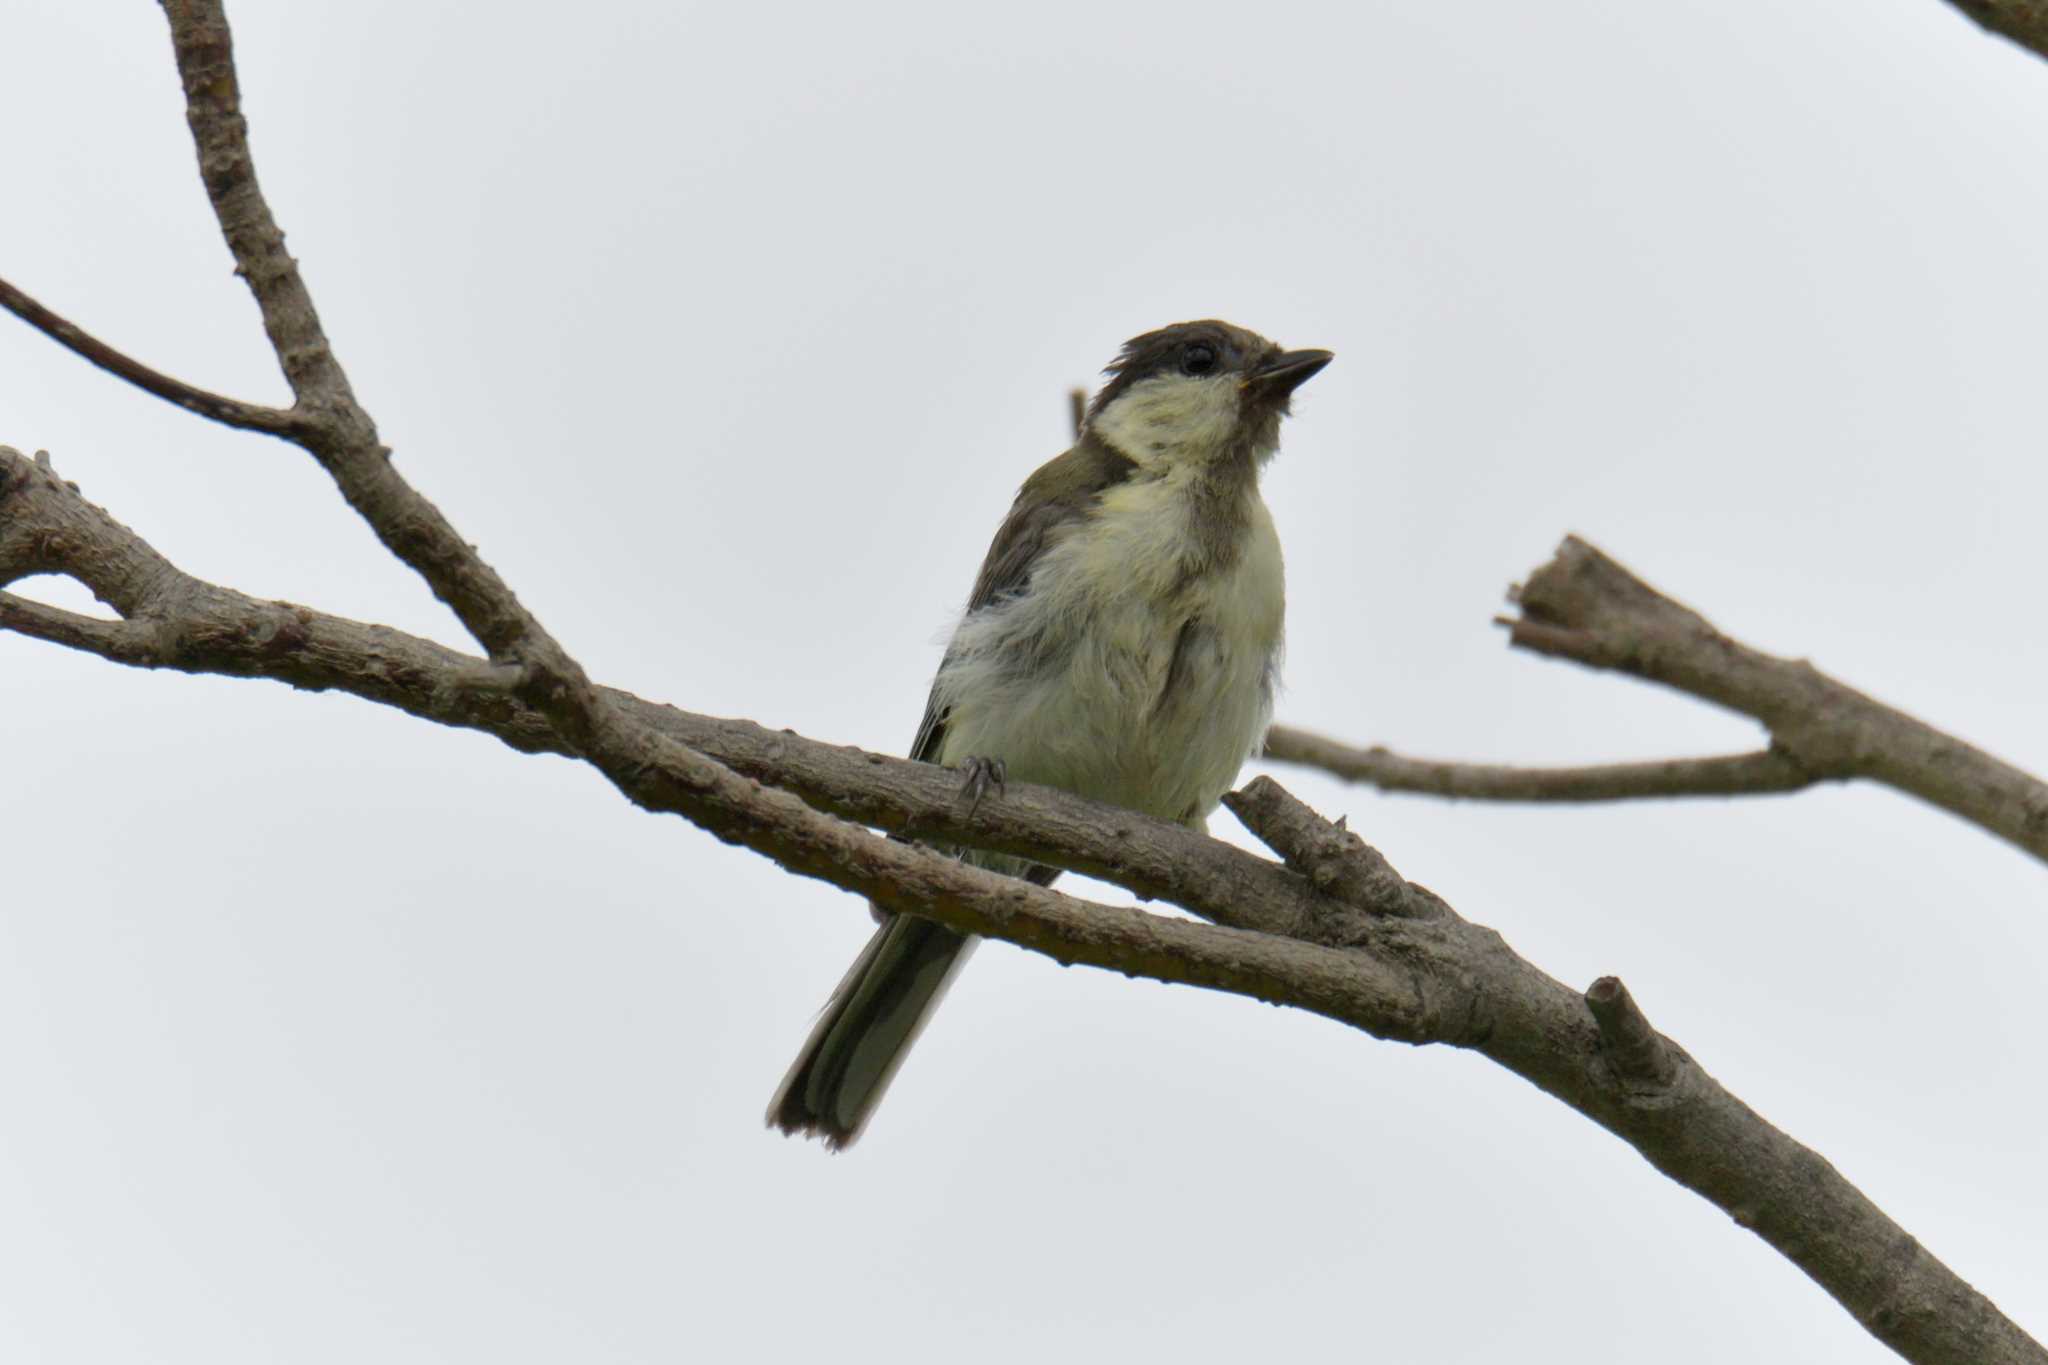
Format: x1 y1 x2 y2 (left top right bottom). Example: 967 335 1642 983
766 914 979 1150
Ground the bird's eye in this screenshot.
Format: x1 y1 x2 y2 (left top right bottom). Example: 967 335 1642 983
1181 343 1217 376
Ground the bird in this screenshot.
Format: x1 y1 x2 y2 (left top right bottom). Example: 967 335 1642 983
767 320 1333 1149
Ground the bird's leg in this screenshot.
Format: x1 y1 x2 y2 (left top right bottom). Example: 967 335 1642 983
956 755 1007 818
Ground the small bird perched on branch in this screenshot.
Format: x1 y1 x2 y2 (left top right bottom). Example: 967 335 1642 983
768 320 1333 1148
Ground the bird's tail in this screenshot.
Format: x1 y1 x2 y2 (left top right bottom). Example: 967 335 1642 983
766 913 979 1150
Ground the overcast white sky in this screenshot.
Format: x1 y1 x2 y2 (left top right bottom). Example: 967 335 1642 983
3 1 2045 1360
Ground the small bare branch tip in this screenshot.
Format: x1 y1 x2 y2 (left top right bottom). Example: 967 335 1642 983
1504 617 1598 660
1224 775 1434 922
1585 975 1677 1090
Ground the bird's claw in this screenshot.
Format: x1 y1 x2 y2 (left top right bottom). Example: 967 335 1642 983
958 756 1007 817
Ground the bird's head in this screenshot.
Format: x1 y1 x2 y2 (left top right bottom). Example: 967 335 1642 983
1085 320 1332 474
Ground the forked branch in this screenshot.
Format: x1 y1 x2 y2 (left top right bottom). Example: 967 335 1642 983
1266 542 2048 872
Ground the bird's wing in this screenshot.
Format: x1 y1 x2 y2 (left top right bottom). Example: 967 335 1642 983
908 434 1137 764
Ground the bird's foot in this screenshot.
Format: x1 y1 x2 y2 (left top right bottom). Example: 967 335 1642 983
957 755 1007 817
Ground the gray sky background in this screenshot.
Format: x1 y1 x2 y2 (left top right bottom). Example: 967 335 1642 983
3 1 2045 1360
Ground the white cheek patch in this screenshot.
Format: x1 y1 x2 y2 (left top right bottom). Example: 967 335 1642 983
1090 373 1243 469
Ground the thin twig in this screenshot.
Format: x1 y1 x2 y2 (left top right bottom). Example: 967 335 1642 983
0 275 295 433
0 593 153 660
1264 726 1818 802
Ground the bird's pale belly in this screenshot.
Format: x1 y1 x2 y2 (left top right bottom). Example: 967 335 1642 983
934 563 1280 829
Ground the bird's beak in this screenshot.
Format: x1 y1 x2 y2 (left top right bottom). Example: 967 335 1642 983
1243 349 1334 396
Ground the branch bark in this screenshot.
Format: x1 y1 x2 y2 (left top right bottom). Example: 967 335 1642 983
0 442 1368 948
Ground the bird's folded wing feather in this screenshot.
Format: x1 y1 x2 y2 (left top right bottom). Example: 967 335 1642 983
907 434 1138 764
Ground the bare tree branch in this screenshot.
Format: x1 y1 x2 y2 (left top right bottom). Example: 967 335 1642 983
4 443 2042 1365
1942 0 2048 62
1263 726 1819 802
147 0 1389 959
146 0 1374 955
1220 775 1439 919
162 0 584 686
0 276 296 434
1495 536 2048 866
162 0 353 415
1267 537 2048 868
0 443 1357 947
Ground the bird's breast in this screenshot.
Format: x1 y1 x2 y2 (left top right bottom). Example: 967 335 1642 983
934 479 1284 825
